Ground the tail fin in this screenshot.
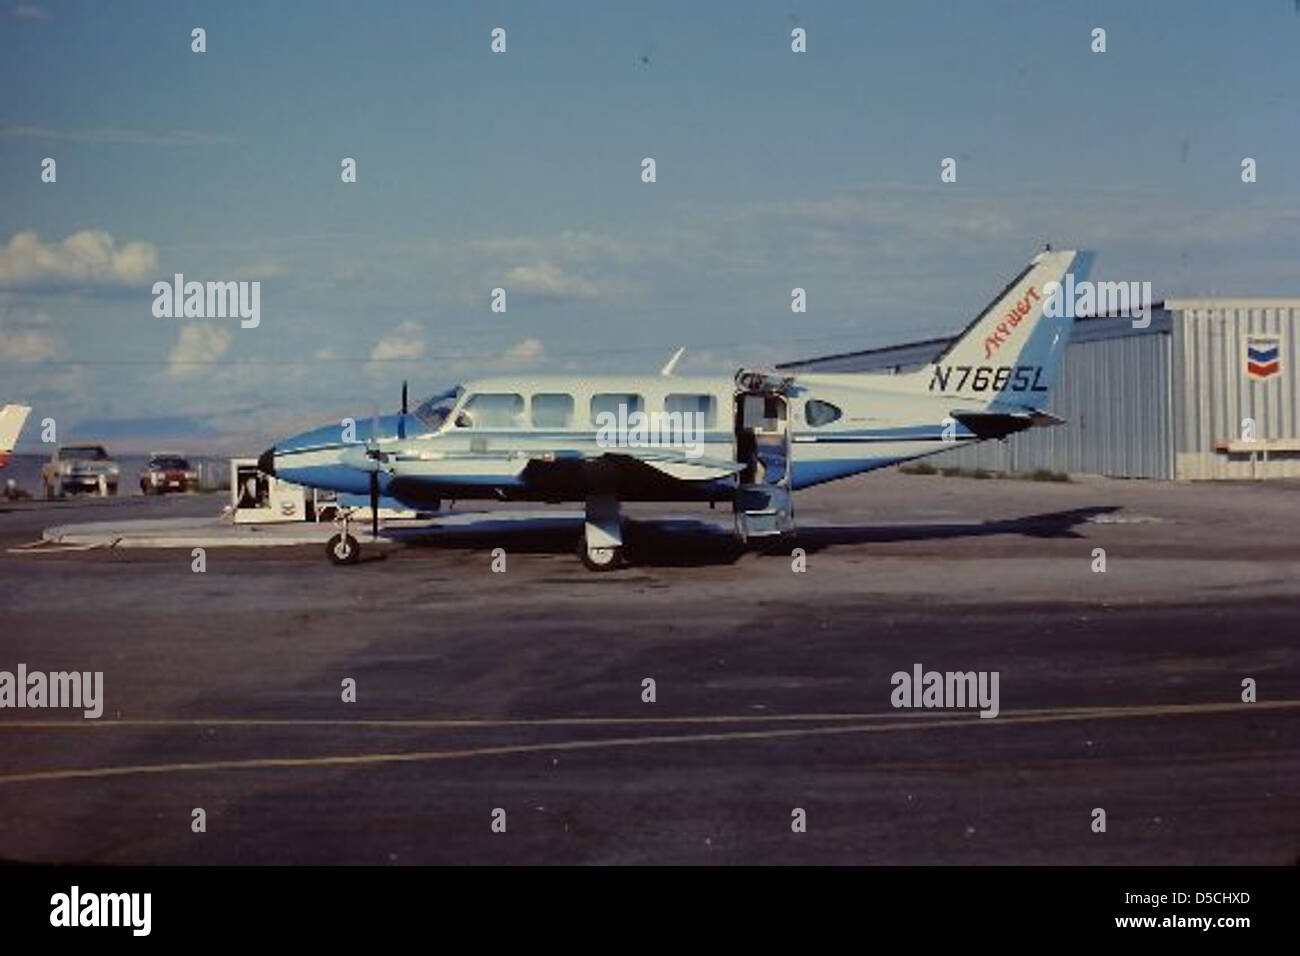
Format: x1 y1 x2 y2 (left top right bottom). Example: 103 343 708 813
0 404 32 468
908 249 1094 407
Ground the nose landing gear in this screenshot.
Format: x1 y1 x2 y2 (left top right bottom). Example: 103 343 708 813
325 507 362 565
326 532 360 565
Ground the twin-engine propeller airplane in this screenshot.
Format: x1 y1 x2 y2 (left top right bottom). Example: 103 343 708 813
260 249 1092 570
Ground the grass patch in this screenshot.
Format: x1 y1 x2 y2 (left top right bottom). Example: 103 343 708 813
900 464 1072 482
899 462 938 475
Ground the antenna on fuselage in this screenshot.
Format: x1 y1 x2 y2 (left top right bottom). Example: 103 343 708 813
660 347 685 377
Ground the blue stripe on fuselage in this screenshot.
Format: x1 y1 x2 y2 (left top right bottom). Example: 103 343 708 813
791 456 903 489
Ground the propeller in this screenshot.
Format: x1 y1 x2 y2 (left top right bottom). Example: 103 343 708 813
367 406 381 538
398 380 408 439
358 385 410 539
369 471 380 538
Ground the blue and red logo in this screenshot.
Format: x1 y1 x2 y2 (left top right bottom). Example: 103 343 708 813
1246 336 1281 380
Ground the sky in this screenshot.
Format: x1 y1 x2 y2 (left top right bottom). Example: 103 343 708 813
2 0 1299 452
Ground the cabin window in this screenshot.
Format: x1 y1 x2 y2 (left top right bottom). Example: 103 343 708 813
804 399 842 427
590 393 644 425
531 393 574 428
664 393 716 428
456 393 524 429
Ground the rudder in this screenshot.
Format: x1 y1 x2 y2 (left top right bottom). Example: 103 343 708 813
913 249 1093 406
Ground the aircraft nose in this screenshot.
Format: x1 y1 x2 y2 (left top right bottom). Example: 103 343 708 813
257 446 276 476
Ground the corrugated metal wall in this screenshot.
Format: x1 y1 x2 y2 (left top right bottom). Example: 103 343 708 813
928 329 1173 478
1172 302 1300 479
783 300 1300 479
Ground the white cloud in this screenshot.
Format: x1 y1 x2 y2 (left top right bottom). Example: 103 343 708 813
0 126 231 146
471 232 635 262
0 229 159 286
370 321 426 362
0 301 58 361
233 260 286 280
505 260 599 299
167 325 232 377
11 5 49 21
502 337 543 364
0 328 57 361
448 337 546 374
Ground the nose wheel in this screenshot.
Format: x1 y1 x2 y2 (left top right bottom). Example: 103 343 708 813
326 532 360 565
325 507 363 565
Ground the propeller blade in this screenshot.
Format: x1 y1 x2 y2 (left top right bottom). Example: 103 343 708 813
369 471 380 538
398 380 408 439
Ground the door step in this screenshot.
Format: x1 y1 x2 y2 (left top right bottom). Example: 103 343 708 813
734 484 794 541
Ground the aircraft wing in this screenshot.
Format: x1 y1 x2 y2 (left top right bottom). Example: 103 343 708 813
603 449 745 482
361 444 743 487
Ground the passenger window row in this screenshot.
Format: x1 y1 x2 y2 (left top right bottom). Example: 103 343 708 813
455 392 718 429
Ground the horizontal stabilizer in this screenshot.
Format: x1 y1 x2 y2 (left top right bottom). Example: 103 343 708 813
950 408 1065 440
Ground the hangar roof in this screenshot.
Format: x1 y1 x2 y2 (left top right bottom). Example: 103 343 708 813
778 309 1173 373
1163 298 1300 311
780 297 1300 373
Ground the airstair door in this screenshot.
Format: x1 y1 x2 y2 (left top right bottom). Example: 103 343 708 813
733 372 794 543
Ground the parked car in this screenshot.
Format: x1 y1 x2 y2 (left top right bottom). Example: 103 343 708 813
140 452 199 495
42 444 120 498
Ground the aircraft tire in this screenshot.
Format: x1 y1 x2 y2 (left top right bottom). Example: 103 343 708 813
326 533 361 565
579 541 624 572
760 532 797 555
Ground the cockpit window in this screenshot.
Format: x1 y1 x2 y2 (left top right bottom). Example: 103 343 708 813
413 387 463 430
456 393 525 429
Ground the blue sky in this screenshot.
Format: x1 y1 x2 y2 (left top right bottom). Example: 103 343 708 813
2 0 1298 451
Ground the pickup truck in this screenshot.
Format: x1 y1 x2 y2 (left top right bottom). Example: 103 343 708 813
42 444 120 497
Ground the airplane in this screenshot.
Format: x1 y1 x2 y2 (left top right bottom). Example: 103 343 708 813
0 405 32 469
260 248 1093 571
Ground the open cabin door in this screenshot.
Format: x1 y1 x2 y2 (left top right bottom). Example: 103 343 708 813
732 370 794 542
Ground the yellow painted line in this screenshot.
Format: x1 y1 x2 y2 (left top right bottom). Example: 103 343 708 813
0 699 1290 786
0 700 1294 731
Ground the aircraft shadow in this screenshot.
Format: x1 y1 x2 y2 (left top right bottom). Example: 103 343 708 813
389 506 1120 568
795 505 1121 552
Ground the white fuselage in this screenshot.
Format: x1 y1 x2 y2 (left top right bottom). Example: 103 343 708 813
268 371 978 503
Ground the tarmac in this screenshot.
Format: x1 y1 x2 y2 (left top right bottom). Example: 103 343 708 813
0 471 1296 864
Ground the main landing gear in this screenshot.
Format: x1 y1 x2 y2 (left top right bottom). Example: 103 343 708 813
579 492 625 572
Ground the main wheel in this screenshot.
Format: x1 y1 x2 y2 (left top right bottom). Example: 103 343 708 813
578 540 624 572
326 533 360 565
760 531 798 555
